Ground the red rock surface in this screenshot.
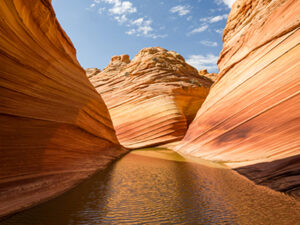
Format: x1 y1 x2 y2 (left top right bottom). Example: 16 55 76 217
89 47 213 149
0 0 126 217
176 0 300 197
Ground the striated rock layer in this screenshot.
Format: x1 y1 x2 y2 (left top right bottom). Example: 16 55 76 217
176 0 300 197
89 47 212 149
198 69 218 82
0 0 127 217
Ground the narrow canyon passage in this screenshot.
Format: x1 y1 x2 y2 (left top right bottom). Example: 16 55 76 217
1 149 299 225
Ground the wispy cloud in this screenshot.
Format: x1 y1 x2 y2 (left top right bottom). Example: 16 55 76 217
126 19 168 39
215 29 223 34
190 13 227 36
170 5 191 16
210 14 228 23
188 25 208 35
215 0 236 8
108 1 136 15
127 18 152 36
114 14 128 23
200 40 218 47
200 14 228 23
91 0 166 39
186 54 219 71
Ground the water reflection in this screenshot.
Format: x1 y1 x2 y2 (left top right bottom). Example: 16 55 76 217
1 149 299 225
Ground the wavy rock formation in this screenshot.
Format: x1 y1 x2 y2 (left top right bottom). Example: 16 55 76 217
89 47 212 149
198 69 218 82
176 0 300 197
86 68 101 78
0 0 126 217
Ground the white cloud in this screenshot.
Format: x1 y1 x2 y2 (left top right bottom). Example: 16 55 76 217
215 0 236 8
137 24 153 35
126 29 136 35
200 14 228 23
92 0 166 39
109 1 137 15
131 17 144 26
126 17 166 38
170 5 190 16
114 14 128 23
95 0 136 15
186 54 219 71
210 14 228 23
215 29 223 34
200 40 218 47
128 18 152 35
188 25 208 35
86 1 99 10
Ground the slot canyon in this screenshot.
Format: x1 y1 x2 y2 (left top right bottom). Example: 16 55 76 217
0 0 299 224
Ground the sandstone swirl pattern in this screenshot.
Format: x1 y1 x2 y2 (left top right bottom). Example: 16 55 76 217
89 47 212 149
0 0 126 217
176 0 300 197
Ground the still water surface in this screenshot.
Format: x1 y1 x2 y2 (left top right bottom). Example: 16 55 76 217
1 149 300 225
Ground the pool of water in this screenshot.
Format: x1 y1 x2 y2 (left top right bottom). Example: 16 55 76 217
1 149 299 225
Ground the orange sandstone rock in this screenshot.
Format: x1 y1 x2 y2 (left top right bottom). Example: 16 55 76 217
89 47 212 148
198 69 218 82
176 0 300 197
0 0 126 217
86 68 101 78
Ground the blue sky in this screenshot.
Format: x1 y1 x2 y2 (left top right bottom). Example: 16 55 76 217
52 0 235 73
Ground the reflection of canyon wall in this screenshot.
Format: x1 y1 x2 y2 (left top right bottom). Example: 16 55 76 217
89 47 212 149
0 0 126 217
176 0 300 197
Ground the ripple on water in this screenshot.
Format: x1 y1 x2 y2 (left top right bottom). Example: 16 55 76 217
1 149 299 225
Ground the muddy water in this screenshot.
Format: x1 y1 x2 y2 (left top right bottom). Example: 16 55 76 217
1 149 299 225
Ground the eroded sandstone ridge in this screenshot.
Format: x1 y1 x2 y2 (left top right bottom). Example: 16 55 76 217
198 69 217 82
176 0 300 197
0 0 126 217
89 47 212 148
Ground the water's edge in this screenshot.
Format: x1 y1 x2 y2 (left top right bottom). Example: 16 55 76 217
1 148 299 225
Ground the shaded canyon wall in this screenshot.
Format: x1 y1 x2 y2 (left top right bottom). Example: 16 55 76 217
176 0 300 197
0 0 127 217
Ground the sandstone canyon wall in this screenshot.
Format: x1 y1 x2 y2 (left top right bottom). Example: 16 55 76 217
0 0 127 217
176 0 300 197
88 47 213 149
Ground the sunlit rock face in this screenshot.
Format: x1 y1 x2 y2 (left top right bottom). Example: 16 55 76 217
176 0 300 197
89 47 213 149
86 68 101 78
0 0 126 217
198 69 218 82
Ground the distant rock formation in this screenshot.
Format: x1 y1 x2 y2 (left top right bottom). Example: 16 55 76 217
86 68 101 78
89 47 213 148
0 0 126 217
176 0 300 198
198 69 218 82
